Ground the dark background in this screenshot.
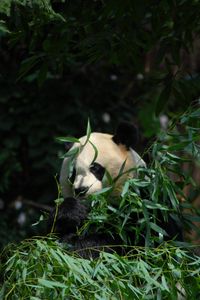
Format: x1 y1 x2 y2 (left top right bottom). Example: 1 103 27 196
1 0 200 248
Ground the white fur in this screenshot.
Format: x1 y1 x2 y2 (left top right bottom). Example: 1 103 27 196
130 148 146 168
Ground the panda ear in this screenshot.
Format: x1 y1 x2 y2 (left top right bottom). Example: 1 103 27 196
64 142 73 152
112 122 139 149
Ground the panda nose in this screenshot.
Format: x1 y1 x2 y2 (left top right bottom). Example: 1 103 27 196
74 187 88 196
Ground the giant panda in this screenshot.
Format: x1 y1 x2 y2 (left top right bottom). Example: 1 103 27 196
50 122 182 258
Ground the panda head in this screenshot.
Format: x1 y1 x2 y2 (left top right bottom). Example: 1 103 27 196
60 122 146 199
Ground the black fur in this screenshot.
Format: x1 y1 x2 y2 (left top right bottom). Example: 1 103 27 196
90 162 105 181
50 197 183 259
62 232 118 259
64 142 73 151
50 198 120 258
50 198 88 236
74 187 88 196
112 122 139 149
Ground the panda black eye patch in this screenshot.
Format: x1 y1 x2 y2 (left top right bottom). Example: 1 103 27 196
90 162 105 181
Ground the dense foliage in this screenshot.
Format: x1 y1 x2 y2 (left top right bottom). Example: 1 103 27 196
0 106 200 299
1 237 200 299
0 0 200 246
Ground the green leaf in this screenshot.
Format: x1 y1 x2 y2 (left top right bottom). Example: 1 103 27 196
150 222 168 236
38 278 66 289
93 186 112 195
54 198 64 205
56 136 80 143
121 181 129 198
63 147 79 158
161 275 170 292
83 119 92 146
17 55 44 81
143 200 169 211
183 214 200 222
32 215 44 227
89 140 98 164
86 119 91 137
114 159 127 182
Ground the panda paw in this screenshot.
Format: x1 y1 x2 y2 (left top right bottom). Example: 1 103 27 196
51 197 88 235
